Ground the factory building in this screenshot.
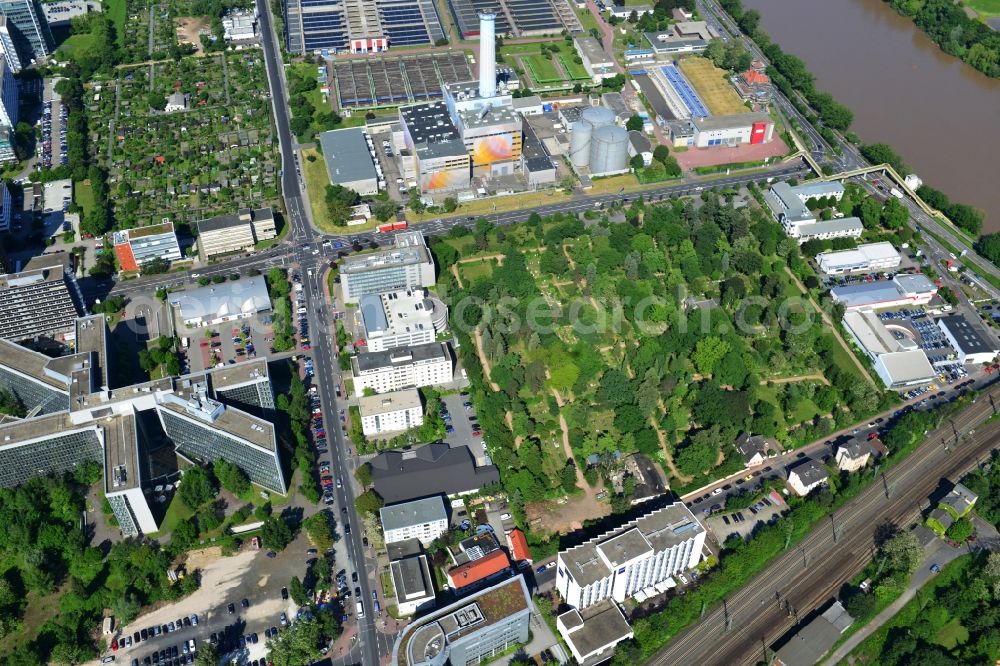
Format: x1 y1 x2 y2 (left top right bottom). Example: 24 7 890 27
556 502 705 609
815 242 901 275
283 0 445 54
690 112 773 148
400 101 472 193
339 232 436 303
574 35 616 82
318 127 380 196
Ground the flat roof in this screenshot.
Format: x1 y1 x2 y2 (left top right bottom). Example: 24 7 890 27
816 242 900 269
792 180 845 198
843 310 902 355
170 277 272 321
798 217 864 236
938 314 996 354
0 338 70 390
157 397 276 451
765 182 813 223
318 128 379 186
596 528 653 568
560 502 703 588
692 112 771 132
390 555 435 602
353 342 449 373
832 275 936 307
396 576 530 666
0 410 91 446
558 600 633 661
103 413 141 493
574 35 612 65
205 359 271 391
774 601 852 666
877 350 936 384
198 207 274 233
380 495 447 532
358 287 444 338
340 232 432 275
399 102 468 160
359 389 423 417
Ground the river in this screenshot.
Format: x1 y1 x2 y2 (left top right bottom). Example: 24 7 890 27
741 0 1000 233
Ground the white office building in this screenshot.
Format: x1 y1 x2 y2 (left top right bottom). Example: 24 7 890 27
351 342 452 397
380 495 448 545
358 288 448 352
556 502 705 610
790 180 845 203
359 388 423 436
339 232 436 303
574 35 616 82
816 242 902 275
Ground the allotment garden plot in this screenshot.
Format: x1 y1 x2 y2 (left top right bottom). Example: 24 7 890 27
91 50 279 228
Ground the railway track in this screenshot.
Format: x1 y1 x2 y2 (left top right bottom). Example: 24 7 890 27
647 390 1000 666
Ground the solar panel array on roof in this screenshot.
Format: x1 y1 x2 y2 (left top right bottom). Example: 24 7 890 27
379 0 431 45
333 52 473 108
505 0 560 33
447 0 509 38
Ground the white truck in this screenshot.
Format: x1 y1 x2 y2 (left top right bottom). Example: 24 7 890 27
889 187 904 199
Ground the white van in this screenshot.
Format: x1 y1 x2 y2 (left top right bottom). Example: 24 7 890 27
356 601 365 618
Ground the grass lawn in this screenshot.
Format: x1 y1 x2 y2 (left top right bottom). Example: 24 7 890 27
160 493 195 535
587 173 640 193
791 397 820 423
57 33 99 59
74 179 96 221
965 0 1000 15
443 236 476 255
459 259 495 283
380 571 395 598
523 54 562 83
106 0 127 48
500 43 546 56
575 6 601 33
935 617 969 648
300 147 337 233
559 54 591 80
410 189 570 221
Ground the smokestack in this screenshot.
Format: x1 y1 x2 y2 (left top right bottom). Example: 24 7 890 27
479 12 496 99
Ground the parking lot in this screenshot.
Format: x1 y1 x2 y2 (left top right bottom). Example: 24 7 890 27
703 489 787 545
104 531 331 666
440 393 490 466
179 314 275 374
874 307 970 386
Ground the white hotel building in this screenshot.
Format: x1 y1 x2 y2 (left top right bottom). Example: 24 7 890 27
556 502 706 609
351 342 452 397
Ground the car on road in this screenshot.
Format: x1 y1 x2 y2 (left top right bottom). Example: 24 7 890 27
241 598 250 609
227 603 236 614
930 563 941 573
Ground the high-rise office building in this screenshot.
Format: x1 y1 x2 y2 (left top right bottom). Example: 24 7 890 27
0 16 23 72
0 0 52 64
339 231 435 303
0 56 17 127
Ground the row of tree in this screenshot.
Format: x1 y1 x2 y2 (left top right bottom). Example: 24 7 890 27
887 0 1000 79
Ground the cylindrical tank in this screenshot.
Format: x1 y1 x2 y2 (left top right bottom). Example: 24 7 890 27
580 106 615 130
590 125 629 174
569 120 593 167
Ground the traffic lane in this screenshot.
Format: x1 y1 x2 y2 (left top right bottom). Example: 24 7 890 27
650 389 1000 666
299 267 379 663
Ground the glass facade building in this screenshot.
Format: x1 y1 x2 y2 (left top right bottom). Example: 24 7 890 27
0 427 101 488
158 409 285 495
0 364 66 414
0 0 52 63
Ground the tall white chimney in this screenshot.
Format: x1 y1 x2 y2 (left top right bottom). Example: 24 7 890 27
479 12 496 99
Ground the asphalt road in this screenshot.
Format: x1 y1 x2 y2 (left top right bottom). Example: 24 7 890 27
647 387 1000 666
253 0 378 661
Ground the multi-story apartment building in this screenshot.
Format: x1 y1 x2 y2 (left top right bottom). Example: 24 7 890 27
0 0 52 63
0 254 83 345
359 388 423 435
339 231 436 303
380 495 448 545
351 342 452 397
391 576 531 666
358 288 447 352
196 207 277 260
556 502 706 610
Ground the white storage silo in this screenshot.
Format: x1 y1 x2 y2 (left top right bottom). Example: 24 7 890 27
590 125 629 175
581 106 615 130
569 120 593 167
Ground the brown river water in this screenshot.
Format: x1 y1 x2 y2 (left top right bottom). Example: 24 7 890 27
742 0 1000 232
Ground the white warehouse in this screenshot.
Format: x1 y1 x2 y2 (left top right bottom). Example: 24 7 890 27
556 502 705 610
815 242 902 275
359 389 424 436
